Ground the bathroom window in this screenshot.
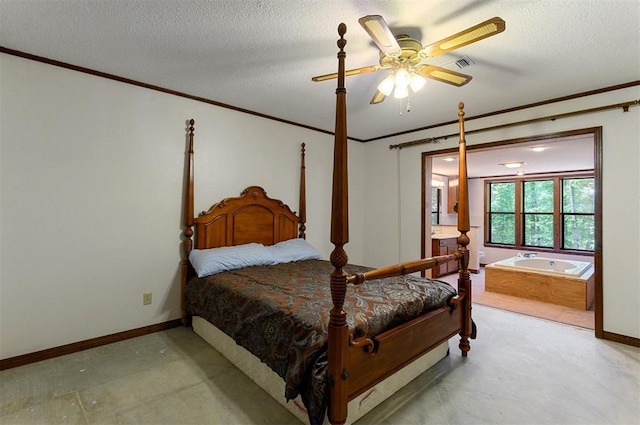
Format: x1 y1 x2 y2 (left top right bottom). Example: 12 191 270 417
431 188 440 225
562 177 595 250
523 179 554 248
485 174 594 253
487 182 515 244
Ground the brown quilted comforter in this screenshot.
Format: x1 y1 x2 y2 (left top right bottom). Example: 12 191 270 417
185 259 456 425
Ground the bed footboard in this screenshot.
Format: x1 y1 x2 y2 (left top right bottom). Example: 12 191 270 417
348 305 462 399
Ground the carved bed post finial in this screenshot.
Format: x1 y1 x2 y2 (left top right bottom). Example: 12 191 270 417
456 103 473 356
181 119 195 326
299 143 307 239
328 23 349 425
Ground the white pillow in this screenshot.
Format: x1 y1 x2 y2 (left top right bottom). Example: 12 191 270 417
189 243 275 278
267 238 322 264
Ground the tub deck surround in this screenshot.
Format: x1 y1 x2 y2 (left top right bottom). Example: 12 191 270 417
485 257 595 310
493 256 592 277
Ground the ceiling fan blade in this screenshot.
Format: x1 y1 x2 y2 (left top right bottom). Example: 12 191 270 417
419 17 505 58
416 65 472 87
358 15 402 56
370 90 386 104
312 65 381 82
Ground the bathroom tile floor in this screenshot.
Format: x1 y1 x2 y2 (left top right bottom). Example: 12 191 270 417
437 268 595 329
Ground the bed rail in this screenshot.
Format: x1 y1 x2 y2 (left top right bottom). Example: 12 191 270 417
347 253 461 284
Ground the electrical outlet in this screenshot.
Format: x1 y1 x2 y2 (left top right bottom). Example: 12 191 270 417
143 292 152 305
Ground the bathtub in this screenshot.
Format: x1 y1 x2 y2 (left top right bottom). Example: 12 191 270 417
485 256 595 310
490 256 593 277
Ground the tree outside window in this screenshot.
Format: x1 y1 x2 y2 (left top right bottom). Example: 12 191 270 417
563 177 595 250
485 174 594 253
523 180 554 248
487 182 515 244
431 188 440 225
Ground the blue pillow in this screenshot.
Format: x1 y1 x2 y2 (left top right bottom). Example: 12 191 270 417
267 238 322 264
189 243 275 278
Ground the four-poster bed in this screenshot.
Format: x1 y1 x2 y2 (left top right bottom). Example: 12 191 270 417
180 23 473 425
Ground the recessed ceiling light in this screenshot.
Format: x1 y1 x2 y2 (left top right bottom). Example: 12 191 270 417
499 161 526 168
443 157 455 162
531 146 546 152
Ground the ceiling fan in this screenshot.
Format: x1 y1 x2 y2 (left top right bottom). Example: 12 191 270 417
312 15 506 104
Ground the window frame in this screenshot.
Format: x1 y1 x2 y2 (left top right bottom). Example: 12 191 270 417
431 187 441 225
484 171 594 255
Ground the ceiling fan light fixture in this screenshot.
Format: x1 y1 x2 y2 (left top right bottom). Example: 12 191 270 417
377 74 395 96
394 84 409 99
409 72 426 92
394 68 411 88
311 15 506 106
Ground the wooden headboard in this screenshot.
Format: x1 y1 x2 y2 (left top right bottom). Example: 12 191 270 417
180 120 307 324
193 185 301 249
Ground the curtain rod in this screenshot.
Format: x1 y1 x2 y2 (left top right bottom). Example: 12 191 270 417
389 99 640 150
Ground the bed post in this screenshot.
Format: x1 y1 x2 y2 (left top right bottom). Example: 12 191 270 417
299 143 307 239
181 119 195 326
456 103 473 356
328 23 349 425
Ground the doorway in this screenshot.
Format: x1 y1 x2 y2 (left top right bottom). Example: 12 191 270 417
422 127 602 334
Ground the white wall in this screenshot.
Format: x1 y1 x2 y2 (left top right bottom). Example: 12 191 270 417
0 53 365 359
1 51 637 359
362 87 640 339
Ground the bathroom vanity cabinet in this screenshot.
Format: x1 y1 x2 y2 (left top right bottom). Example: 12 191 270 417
431 236 459 278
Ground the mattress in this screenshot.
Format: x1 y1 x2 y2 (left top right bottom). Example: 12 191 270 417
186 259 456 424
193 316 450 424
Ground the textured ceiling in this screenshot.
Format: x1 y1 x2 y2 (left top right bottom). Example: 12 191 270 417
1 0 639 143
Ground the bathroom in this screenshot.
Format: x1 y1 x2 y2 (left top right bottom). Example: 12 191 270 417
427 135 596 328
